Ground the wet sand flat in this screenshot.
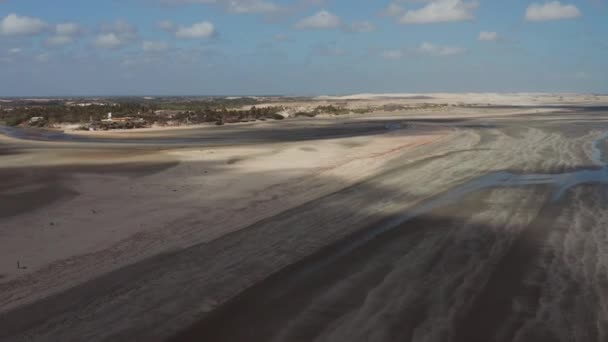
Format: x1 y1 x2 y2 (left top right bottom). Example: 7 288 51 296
170 110 608 342
0 116 446 315
2 105 608 341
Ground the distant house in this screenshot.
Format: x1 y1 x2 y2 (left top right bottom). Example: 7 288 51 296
101 112 113 122
100 112 144 124
29 116 45 124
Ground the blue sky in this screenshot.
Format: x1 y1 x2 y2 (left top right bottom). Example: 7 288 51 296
0 0 606 96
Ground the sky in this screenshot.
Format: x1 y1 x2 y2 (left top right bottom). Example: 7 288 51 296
0 0 607 96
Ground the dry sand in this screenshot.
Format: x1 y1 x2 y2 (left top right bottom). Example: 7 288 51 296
250 92 608 115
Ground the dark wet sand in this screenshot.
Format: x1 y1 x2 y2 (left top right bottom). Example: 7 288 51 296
0 161 178 218
169 186 557 342
171 111 608 342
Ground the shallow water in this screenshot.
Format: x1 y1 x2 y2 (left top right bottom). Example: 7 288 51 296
0 122 396 146
0 126 91 142
312 129 608 266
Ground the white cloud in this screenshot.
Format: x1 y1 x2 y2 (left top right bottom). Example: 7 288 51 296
226 0 280 13
46 22 84 47
95 21 139 49
161 0 282 14
175 22 216 38
416 42 466 56
400 0 479 24
95 33 123 49
101 21 138 36
525 2 581 22
8 47 21 54
478 31 498 41
380 41 465 60
55 22 82 36
295 10 341 30
143 41 169 52
349 21 376 33
0 13 47 35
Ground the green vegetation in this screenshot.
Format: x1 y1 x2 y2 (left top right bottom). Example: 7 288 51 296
313 105 351 116
0 97 378 130
0 100 286 129
153 97 260 111
165 105 284 126
382 103 449 112
295 105 371 118
0 103 147 126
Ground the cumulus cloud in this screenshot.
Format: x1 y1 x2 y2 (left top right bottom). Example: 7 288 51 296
525 1 581 21
226 0 280 13
380 42 464 60
143 41 169 52
94 21 139 49
160 0 283 14
400 0 479 24
416 42 465 56
175 21 216 38
157 19 217 39
56 22 82 36
0 13 47 35
46 22 84 47
349 21 376 33
95 33 123 49
478 31 498 41
295 10 341 30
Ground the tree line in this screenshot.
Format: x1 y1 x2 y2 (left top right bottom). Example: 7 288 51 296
0 102 286 128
